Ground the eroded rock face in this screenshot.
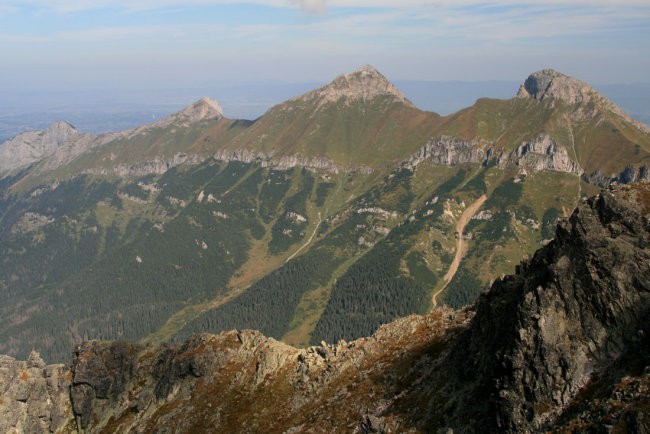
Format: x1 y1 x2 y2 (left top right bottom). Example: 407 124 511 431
0 351 72 433
584 164 650 187
407 133 583 176
436 183 650 432
408 136 489 166
499 133 583 174
83 153 204 178
0 121 84 172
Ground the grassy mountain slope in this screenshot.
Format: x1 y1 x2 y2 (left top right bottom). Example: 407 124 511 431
226 95 442 169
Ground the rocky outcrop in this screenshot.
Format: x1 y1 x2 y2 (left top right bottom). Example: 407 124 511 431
0 351 72 433
408 133 583 176
83 153 204 178
584 164 650 187
83 148 374 179
433 182 650 432
288 64 415 110
213 148 373 174
517 68 596 106
407 136 490 166
0 121 89 173
64 311 467 433
498 133 583 174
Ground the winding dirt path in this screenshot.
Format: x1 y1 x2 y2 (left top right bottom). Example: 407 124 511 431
431 194 487 309
285 212 322 263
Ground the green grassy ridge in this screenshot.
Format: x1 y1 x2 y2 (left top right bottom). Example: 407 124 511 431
228 97 443 169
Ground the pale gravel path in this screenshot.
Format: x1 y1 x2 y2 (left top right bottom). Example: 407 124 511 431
431 194 487 309
285 212 322 263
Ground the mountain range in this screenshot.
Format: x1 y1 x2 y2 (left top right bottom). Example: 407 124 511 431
0 65 649 364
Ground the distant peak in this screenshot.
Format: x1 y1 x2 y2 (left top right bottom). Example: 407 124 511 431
516 69 595 105
517 69 650 133
181 97 224 120
352 64 382 75
152 97 223 129
292 65 415 109
45 121 79 144
47 121 78 134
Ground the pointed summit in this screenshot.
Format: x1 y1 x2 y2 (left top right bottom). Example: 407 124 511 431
151 97 224 130
174 97 224 123
292 65 415 109
46 121 79 143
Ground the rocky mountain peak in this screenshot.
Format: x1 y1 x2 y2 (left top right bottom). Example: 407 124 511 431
517 68 650 133
291 64 415 109
149 96 224 130
175 96 224 122
516 68 595 105
46 120 78 140
0 120 82 173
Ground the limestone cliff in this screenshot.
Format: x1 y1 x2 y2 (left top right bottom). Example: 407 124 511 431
584 164 650 187
407 133 583 176
0 352 72 433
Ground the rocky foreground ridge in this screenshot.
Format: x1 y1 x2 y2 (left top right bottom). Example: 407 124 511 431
1 183 648 433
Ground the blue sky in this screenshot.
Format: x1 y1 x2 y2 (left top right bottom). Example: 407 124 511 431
1 0 649 97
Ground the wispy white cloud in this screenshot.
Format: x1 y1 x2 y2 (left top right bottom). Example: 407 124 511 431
1 2 647 46
8 0 650 14
290 0 327 14
0 0 647 85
